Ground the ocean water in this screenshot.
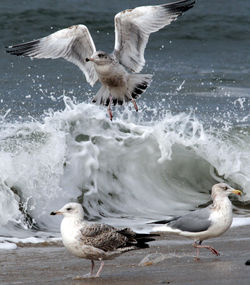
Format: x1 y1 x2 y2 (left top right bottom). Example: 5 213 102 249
0 0 250 242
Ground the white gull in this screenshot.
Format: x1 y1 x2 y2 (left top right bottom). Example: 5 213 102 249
6 0 195 120
151 183 242 259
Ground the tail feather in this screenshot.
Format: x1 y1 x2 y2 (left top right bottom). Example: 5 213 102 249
128 73 152 101
92 85 110 105
92 74 152 107
92 85 124 106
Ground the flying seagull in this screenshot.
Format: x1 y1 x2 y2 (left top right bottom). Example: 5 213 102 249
151 183 242 259
6 0 195 120
50 202 157 278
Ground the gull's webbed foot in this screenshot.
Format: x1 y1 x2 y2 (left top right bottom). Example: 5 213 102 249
209 246 220 256
73 273 94 280
193 241 220 259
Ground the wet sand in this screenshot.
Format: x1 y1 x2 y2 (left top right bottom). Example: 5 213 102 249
1 226 250 285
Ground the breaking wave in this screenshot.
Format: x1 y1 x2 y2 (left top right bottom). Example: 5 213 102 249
0 97 249 239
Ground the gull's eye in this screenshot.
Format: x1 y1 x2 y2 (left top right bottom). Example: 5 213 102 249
66 207 72 211
223 186 228 190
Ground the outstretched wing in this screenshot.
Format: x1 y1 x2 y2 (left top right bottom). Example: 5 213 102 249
114 0 195 72
6 25 98 86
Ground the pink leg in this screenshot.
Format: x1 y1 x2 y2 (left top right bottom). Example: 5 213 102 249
131 98 138 112
95 261 105 278
90 260 95 276
73 260 95 280
195 245 200 260
193 241 220 259
107 95 113 121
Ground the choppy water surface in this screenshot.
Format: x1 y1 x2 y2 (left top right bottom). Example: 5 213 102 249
0 0 249 241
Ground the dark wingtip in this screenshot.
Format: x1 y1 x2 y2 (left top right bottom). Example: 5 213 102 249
5 39 39 57
137 243 150 249
245 260 250 266
5 46 13 54
135 235 159 248
147 219 173 225
163 0 195 15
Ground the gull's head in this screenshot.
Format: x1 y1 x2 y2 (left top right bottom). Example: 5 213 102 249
86 51 113 65
211 183 242 199
50 202 84 219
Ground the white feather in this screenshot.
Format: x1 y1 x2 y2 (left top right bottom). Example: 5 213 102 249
114 4 182 72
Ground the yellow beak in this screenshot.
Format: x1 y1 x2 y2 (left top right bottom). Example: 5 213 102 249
231 189 242 196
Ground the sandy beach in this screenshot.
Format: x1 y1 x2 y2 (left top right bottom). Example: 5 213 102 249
1 225 250 285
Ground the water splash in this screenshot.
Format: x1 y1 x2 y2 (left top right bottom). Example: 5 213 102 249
0 97 249 239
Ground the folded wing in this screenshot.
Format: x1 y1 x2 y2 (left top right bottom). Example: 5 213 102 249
6 25 98 86
79 223 157 252
168 207 212 233
79 223 127 252
114 0 195 73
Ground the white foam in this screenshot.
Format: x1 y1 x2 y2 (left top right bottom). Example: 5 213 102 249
0 97 249 238
232 217 250 227
0 236 61 244
0 242 17 250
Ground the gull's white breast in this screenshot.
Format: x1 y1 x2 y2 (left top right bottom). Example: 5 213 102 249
60 217 84 256
207 198 233 238
60 217 107 260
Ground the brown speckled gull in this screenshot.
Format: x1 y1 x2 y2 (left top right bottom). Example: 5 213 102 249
50 202 157 278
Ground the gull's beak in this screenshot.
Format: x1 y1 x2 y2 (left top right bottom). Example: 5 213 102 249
50 210 63 216
85 57 95 62
231 189 242 196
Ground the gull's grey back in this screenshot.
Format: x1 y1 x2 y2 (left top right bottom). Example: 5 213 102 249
168 207 212 233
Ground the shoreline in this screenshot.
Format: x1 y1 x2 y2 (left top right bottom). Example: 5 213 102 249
1 225 250 285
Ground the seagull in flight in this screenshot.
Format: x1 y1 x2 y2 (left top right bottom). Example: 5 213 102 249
6 0 195 120
151 183 242 259
50 202 157 278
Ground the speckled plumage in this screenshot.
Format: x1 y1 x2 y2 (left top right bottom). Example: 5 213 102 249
6 0 195 119
50 202 157 278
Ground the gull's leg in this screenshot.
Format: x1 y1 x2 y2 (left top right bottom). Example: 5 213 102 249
193 241 220 259
193 241 201 260
107 95 113 121
193 241 200 260
95 261 105 278
131 98 138 112
73 260 95 280
90 260 95 276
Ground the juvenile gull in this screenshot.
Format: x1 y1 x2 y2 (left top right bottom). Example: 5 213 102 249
6 0 195 120
151 183 242 259
50 202 157 278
